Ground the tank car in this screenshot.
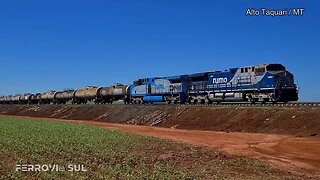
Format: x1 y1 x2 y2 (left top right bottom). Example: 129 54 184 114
98 83 130 104
29 93 41 104
40 91 56 104
0 96 4 104
54 89 75 104
3 96 12 104
19 93 33 104
73 86 101 104
0 95 14 104
11 95 21 104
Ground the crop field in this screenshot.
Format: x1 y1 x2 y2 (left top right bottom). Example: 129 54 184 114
0 116 300 179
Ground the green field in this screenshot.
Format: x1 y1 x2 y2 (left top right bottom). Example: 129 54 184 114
0 116 298 179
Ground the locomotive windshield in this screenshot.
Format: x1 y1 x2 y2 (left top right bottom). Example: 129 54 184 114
133 79 143 85
266 64 285 72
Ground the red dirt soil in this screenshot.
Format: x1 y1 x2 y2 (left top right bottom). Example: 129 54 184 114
1 104 320 178
6 115 319 178
59 120 320 178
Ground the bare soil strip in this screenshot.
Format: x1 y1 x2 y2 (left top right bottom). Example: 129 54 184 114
7 115 318 178
64 120 320 177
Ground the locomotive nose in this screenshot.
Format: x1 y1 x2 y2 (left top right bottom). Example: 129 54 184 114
273 71 299 102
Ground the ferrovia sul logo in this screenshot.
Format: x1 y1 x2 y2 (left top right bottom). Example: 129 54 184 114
212 77 228 84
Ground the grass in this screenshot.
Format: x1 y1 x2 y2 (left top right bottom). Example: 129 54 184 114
0 116 299 179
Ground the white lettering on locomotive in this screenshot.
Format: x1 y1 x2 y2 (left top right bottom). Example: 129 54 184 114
212 77 228 84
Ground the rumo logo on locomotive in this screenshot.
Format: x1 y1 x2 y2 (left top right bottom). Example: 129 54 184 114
0 64 299 105
212 77 228 84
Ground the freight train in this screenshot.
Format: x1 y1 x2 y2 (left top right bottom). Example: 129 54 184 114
0 64 298 105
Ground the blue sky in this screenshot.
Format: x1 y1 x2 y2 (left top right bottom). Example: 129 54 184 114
0 1 319 101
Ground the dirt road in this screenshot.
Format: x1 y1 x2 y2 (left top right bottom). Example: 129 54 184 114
50 119 320 178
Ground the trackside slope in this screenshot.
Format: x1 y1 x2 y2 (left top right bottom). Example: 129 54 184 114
0 105 319 137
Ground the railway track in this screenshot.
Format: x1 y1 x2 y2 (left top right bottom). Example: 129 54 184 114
154 102 320 108
180 102 320 108
1 102 320 108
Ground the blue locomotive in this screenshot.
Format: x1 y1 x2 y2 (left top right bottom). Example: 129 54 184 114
129 75 189 104
129 64 298 104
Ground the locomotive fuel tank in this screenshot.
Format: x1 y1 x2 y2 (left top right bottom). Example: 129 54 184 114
143 96 163 102
74 86 101 100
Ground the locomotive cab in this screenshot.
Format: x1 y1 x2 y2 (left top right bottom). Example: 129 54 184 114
254 64 298 102
267 64 298 102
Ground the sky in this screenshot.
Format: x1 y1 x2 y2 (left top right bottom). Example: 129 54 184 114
0 0 319 101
